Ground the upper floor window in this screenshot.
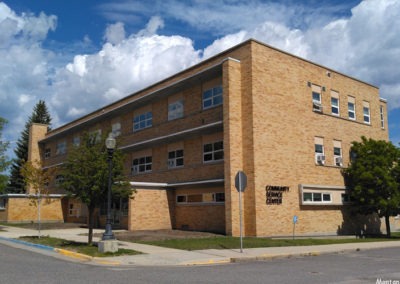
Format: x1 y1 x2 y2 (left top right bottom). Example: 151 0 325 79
55 175 64 186
168 100 184 121
133 112 152 132
348 97 356 120
56 141 67 155
314 137 325 165
89 129 102 144
112 122 121 137
333 140 343 167
0 198 5 210
72 136 80 147
380 105 385 129
203 141 224 162
132 156 152 175
203 86 223 109
331 91 339 116
363 102 370 124
168 149 184 168
44 148 51 159
311 85 322 112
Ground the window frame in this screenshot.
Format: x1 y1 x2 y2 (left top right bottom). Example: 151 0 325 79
133 112 153 132
202 86 223 110
203 141 224 163
302 192 332 204
168 99 184 121
56 141 67 156
331 97 339 116
44 148 51 159
348 101 356 120
168 149 184 169
112 122 121 137
314 142 325 165
380 105 385 129
132 156 152 175
333 146 342 167
363 104 370 124
176 192 225 204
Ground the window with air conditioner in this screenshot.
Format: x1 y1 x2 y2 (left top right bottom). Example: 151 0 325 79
315 141 325 165
168 149 184 168
132 156 152 175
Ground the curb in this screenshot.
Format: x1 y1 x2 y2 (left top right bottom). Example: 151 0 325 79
0 236 54 251
54 248 93 261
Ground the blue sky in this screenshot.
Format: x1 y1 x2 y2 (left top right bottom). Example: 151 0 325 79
1 0 399 165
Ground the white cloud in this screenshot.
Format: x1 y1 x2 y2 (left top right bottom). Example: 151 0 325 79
103 22 126 44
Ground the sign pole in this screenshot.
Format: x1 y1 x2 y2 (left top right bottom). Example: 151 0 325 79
239 189 243 253
235 171 247 253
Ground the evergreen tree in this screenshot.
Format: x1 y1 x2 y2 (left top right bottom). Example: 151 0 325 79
0 117 10 193
343 136 400 237
7 100 52 193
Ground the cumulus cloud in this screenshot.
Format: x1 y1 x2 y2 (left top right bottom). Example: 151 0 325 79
103 22 126 44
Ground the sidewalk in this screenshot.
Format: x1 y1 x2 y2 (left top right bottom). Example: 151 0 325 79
1 225 400 267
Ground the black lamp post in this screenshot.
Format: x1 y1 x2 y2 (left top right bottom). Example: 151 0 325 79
102 133 116 240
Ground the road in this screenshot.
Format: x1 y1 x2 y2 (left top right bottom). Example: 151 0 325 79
1 242 400 284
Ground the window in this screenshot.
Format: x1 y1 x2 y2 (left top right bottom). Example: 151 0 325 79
333 140 342 167
314 137 325 165
168 149 184 168
56 141 67 155
168 100 184 121
132 156 152 174
203 86 223 109
348 97 356 120
312 91 321 103
311 85 322 112
380 105 385 129
55 175 64 185
363 102 370 124
44 148 51 159
0 199 5 210
303 192 331 203
89 129 102 144
133 112 152 132
112 122 121 137
203 141 224 162
341 193 352 204
331 97 339 115
72 136 80 147
176 192 225 204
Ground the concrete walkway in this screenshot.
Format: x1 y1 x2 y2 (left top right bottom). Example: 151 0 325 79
1 225 400 267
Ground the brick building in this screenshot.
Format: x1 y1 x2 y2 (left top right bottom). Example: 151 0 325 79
2 39 395 236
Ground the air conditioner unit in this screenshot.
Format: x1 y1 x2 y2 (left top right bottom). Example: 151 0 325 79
335 157 343 166
313 102 323 113
316 154 326 165
168 159 176 168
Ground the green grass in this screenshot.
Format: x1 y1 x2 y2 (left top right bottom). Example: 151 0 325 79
138 234 400 251
19 236 142 257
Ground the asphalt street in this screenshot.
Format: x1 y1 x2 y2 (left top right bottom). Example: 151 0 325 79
1 242 400 284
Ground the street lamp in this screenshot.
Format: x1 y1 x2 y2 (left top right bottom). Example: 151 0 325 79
102 132 116 240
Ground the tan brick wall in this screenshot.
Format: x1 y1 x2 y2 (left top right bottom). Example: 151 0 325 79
245 41 388 237
6 197 64 223
174 187 225 233
128 189 174 230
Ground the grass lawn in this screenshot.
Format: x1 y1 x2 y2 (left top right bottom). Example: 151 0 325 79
19 236 142 257
138 233 400 251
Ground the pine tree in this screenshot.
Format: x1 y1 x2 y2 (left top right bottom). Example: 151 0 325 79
7 100 52 193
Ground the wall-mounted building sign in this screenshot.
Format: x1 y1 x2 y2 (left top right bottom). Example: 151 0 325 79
266 185 290 205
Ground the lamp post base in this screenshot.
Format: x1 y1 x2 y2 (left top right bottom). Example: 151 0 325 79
98 240 118 253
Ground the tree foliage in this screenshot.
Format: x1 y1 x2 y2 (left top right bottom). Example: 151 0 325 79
8 100 52 193
0 117 10 193
60 132 132 245
343 136 400 237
